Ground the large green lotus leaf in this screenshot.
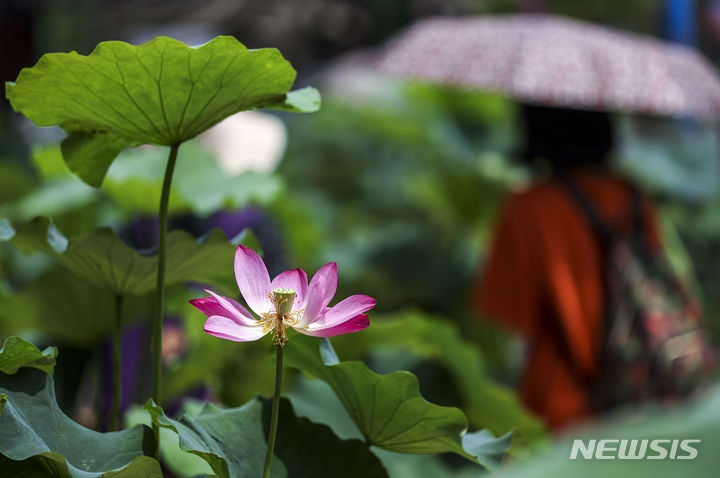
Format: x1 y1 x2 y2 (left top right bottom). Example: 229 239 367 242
145 398 286 478
3 216 238 296
6 36 320 186
329 311 548 452
287 378 488 478
6 36 317 145
283 335 511 470
145 396 388 478
0 367 159 478
0 336 57 376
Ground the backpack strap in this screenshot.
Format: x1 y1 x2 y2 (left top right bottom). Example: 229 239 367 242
628 184 650 252
556 173 649 249
544 174 611 383
555 173 615 245
552 172 647 384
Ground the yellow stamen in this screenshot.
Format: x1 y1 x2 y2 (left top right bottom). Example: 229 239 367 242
257 289 304 346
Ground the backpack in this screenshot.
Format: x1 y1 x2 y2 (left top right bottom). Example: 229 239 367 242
557 174 716 411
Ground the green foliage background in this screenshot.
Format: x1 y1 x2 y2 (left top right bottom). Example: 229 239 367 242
2 2 720 475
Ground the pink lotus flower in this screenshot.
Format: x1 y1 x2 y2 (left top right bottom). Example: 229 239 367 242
190 245 375 345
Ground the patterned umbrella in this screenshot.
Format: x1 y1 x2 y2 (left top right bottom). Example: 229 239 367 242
375 14 720 120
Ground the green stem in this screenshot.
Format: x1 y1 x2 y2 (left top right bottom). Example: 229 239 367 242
151 143 180 453
263 344 283 478
110 294 123 431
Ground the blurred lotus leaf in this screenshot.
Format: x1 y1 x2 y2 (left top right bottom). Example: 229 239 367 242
24 142 283 216
102 141 283 215
3 216 239 296
0 162 36 206
0 268 144 345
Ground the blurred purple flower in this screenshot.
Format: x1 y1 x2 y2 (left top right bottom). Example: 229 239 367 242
190 245 374 346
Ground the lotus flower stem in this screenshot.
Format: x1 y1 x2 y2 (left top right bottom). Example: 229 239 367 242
110 294 123 431
152 143 180 452
263 343 283 478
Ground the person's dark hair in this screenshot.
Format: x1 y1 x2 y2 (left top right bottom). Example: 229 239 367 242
521 104 614 170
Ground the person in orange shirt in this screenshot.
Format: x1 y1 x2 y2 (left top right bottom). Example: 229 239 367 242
474 105 661 431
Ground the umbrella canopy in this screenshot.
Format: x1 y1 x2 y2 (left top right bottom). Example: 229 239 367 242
375 14 720 120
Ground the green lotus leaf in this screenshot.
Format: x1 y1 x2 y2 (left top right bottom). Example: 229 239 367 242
6 36 316 145
145 398 286 478
0 367 159 478
145 396 388 478
0 336 57 376
6 35 320 186
283 335 511 470
329 311 548 452
0 268 183 345
3 216 239 296
462 429 513 471
60 132 137 187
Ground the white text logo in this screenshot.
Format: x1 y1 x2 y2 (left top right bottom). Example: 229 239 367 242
569 439 700 460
